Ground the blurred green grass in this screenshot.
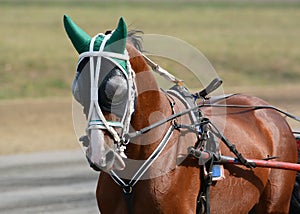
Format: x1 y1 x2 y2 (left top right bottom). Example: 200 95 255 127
0 1 300 99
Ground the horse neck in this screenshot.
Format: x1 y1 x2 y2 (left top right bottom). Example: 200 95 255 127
126 44 172 159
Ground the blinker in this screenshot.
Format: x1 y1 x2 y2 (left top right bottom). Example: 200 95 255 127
99 67 129 117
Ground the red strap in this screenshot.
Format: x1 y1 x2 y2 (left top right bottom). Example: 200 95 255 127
296 139 300 151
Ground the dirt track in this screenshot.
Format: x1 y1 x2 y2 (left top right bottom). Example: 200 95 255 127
0 150 99 214
0 97 78 155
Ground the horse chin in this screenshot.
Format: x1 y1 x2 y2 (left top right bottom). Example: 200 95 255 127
100 149 126 172
88 148 126 172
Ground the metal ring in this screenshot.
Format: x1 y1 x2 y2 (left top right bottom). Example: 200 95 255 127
122 186 133 194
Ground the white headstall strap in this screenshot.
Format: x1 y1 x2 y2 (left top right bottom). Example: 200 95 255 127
79 51 129 61
122 51 136 137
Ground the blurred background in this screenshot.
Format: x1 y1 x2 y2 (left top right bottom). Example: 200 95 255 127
0 0 299 155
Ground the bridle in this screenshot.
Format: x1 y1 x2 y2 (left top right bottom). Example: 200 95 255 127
76 32 137 158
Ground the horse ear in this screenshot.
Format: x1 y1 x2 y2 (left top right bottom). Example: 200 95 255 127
105 17 127 54
63 14 91 54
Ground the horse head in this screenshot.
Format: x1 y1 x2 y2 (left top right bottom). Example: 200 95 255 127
64 15 136 172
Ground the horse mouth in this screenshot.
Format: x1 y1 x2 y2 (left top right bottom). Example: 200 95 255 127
84 128 126 172
87 147 126 172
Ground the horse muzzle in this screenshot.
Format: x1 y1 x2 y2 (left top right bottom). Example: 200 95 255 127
87 148 125 172
86 129 125 172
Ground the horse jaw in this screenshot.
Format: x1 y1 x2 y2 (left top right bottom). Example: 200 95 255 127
88 129 125 172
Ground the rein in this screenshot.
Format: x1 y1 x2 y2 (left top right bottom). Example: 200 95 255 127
203 103 300 122
124 102 300 141
142 54 184 85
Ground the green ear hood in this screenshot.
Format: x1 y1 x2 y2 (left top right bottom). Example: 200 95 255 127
63 15 127 54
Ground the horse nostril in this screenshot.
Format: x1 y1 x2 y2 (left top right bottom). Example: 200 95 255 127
106 149 115 162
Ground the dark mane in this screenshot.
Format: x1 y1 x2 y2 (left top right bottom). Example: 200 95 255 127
128 30 143 52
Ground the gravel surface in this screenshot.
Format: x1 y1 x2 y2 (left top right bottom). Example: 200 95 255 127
0 150 100 214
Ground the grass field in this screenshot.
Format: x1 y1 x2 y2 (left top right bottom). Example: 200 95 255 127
0 0 300 154
1 0 300 99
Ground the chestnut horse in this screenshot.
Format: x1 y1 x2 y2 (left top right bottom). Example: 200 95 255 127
64 15 298 213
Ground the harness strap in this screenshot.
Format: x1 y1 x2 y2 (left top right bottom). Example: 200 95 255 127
124 104 201 140
142 54 183 85
108 124 176 213
203 103 300 122
110 124 175 186
208 120 255 168
79 51 130 61
109 91 178 212
122 186 135 214
110 171 135 214
195 152 214 214
203 157 214 214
